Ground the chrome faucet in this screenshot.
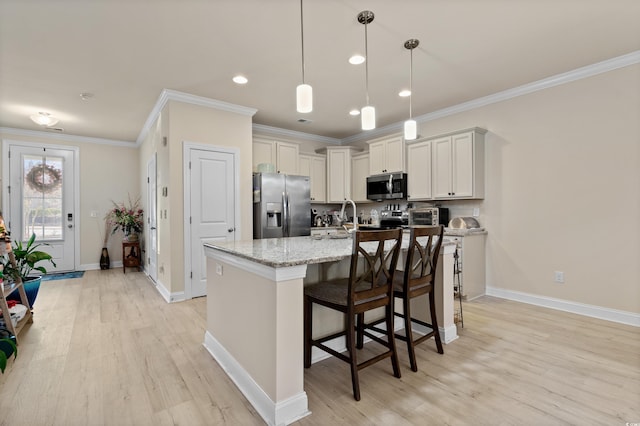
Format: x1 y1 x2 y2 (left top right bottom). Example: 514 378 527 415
340 199 357 233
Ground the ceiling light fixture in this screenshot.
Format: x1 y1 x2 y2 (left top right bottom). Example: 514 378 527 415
30 112 59 127
357 10 375 130
403 38 419 141
233 75 248 84
398 89 411 97
296 0 312 113
349 55 365 65
349 109 361 116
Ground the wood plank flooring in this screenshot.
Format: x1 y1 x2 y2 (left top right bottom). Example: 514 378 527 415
1 269 638 425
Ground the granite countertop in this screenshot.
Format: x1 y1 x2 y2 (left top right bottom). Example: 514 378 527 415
444 228 488 237
204 234 455 268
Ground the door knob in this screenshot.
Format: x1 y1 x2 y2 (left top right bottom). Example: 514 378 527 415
68 224 73 228
228 228 234 233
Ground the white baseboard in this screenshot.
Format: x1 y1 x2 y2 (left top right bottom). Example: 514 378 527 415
486 286 640 327
203 331 310 426
151 278 185 303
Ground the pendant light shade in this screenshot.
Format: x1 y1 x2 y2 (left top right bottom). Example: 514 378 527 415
296 0 312 113
404 38 419 141
361 105 376 130
404 119 417 140
358 10 375 130
297 83 312 113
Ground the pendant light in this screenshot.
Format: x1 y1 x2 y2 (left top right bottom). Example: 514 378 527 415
357 10 375 130
404 39 419 140
296 0 312 113
30 112 59 127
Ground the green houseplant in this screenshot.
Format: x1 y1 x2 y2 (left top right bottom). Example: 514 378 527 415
0 330 17 374
2 233 56 308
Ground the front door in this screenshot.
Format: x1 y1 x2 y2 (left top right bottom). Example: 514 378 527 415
185 145 236 298
3 143 78 272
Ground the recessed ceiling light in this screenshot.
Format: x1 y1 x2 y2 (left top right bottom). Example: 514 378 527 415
80 92 94 101
349 55 365 65
233 75 248 84
399 90 411 97
349 109 360 116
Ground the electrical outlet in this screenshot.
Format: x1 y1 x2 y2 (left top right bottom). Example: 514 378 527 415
472 208 480 217
90 210 98 218
216 263 223 276
554 271 564 283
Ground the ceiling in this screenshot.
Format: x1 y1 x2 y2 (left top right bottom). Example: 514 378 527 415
1 0 639 144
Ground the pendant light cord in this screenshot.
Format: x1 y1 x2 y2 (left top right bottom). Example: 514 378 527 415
409 47 413 119
364 20 370 105
300 0 305 84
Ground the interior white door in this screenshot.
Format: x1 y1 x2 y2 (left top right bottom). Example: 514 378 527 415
147 154 158 282
188 148 235 298
5 144 77 272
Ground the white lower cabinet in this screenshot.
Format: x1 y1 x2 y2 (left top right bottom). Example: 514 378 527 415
445 232 486 300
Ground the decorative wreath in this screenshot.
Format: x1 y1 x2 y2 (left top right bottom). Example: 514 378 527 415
25 163 63 194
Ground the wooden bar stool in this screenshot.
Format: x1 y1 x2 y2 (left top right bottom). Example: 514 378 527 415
304 229 403 401
366 225 444 372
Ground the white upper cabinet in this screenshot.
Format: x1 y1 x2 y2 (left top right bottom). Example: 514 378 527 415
299 153 326 203
432 129 485 199
368 135 405 175
406 140 433 200
252 138 299 174
317 146 360 203
351 152 370 203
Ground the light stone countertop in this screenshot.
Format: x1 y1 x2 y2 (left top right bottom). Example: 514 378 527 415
204 234 455 268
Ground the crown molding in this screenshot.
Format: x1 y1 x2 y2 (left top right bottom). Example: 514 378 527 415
0 127 135 147
252 124 342 145
136 89 258 146
343 50 640 144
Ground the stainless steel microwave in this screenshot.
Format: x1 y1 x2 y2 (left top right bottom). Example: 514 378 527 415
366 173 407 201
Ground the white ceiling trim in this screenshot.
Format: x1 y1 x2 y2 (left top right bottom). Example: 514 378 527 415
342 50 640 144
0 127 135 147
252 124 341 145
135 88 258 146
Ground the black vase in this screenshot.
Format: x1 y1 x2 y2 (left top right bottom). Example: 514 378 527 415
100 247 110 270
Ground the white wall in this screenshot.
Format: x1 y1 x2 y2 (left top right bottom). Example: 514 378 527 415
413 64 639 313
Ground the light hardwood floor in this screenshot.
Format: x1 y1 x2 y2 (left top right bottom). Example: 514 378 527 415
1 269 638 425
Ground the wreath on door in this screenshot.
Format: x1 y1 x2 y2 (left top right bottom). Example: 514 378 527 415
25 163 62 194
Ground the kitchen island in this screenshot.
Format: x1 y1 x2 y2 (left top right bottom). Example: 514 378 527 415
202 235 456 426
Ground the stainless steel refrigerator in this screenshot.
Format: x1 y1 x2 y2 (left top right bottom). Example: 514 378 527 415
253 173 311 239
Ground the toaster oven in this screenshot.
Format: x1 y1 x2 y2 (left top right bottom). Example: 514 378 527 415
408 207 449 226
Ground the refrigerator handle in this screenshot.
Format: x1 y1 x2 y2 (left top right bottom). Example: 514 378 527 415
282 192 289 237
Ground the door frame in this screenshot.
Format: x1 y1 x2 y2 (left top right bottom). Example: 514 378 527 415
1 139 80 271
182 141 241 300
146 153 158 283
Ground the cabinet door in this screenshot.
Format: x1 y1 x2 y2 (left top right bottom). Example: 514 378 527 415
276 142 299 174
299 155 311 177
368 141 386 175
351 153 369 202
327 149 350 202
253 139 276 171
407 141 432 200
310 155 326 202
451 132 474 197
432 136 453 198
384 136 404 173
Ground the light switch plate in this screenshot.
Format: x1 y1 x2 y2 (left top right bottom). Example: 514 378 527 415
473 208 480 217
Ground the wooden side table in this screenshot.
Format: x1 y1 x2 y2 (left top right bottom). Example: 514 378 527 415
122 241 141 273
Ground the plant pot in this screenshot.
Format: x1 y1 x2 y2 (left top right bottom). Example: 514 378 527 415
8 276 41 309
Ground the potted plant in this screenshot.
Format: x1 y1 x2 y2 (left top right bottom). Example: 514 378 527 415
0 327 17 374
106 195 144 242
2 233 56 309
